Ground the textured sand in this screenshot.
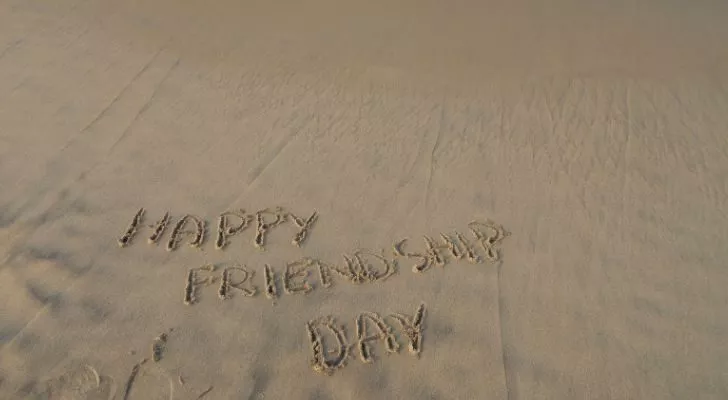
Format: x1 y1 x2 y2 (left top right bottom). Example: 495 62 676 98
1 0 727 399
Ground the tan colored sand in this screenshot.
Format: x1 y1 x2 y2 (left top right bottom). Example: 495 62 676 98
1 0 727 398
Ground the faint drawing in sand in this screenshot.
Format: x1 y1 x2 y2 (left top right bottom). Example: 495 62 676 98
41 364 116 400
122 359 174 400
194 386 214 399
122 360 145 400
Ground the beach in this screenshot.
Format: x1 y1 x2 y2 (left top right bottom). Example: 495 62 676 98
0 0 727 398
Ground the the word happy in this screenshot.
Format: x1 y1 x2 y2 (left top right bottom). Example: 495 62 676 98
117 207 318 251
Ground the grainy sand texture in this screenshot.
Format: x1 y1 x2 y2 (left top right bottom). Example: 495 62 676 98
1 0 727 399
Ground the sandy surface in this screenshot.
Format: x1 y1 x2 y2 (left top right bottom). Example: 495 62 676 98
1 0 727 398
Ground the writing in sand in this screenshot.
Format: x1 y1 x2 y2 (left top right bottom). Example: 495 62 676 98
117 206 508 374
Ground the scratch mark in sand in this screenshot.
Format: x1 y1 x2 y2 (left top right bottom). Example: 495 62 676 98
106 58 180 155
400 135 425 188
61 44 169 153
195 386 214 399
247 132 295 188
619 82 636 268
0 273 88 353
0 51 181 273
219 114 314 212
495 259 514 400
0 42 178 246
0 39 22 62
122 359 146 400
622 81 633 221
424 102 445 212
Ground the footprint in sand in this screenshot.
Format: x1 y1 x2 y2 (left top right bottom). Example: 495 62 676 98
39 364 116 400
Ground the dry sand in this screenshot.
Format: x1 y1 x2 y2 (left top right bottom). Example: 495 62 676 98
1 0 727 399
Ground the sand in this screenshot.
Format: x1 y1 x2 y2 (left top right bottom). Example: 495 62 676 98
1 0 727 398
